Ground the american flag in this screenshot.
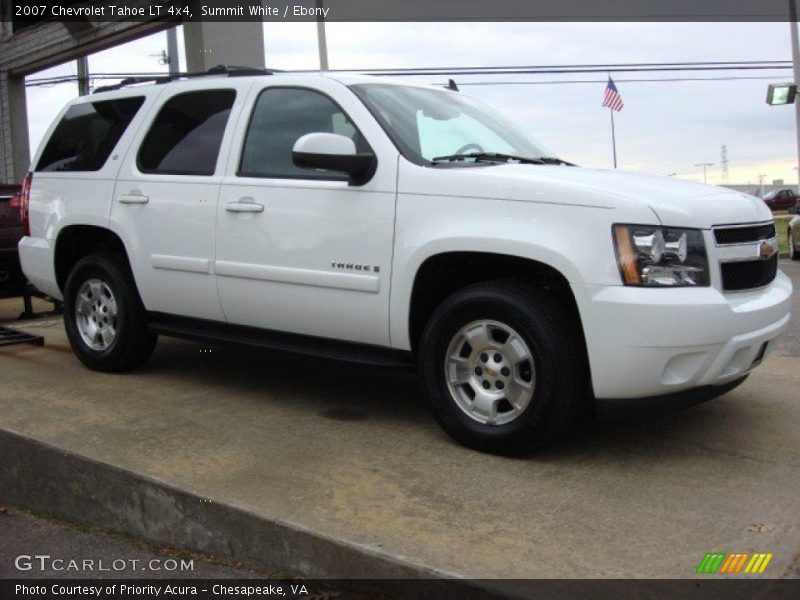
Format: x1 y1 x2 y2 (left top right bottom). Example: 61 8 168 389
602 77 624 111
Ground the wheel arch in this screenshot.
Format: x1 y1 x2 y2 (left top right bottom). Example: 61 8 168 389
404 250 586 355
54 225 131 293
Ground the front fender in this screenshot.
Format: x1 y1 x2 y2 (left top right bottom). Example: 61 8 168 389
389 193 651 349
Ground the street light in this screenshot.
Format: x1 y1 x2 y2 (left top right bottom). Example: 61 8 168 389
694 162 714 184
758 174 767 198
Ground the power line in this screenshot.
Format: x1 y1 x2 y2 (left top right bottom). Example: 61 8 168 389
26 74 787 89
452 75 786 86
368 65 793 77
305 60 793 73
23 61 794 88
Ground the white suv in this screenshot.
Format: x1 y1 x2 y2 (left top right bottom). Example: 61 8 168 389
18 69 793 453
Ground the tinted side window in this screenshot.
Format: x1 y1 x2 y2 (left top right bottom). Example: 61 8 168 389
36 97 144 172
239 88 369 179
138 90 236 175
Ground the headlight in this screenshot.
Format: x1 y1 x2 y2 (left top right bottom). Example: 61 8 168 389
612 224 709 287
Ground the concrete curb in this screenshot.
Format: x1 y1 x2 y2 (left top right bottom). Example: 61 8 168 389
0 427 506 596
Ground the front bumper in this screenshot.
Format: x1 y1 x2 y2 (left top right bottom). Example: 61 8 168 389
574 269 793 400
596 375 748 419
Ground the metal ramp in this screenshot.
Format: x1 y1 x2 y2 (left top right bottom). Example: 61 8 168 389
0 326 44 348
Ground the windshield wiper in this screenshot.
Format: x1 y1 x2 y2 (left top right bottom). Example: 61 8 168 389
535 157 575 166
431 152 547 165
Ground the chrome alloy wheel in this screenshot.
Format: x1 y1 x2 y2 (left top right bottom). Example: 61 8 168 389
445 320 536 426
75 278 118 351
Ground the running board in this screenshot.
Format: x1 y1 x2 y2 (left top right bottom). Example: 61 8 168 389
147 313 415 370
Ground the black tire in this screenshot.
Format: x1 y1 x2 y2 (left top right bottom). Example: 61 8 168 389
418 280 588 455
63 252 157 372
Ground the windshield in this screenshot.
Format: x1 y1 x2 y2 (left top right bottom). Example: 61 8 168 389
351 83 554 166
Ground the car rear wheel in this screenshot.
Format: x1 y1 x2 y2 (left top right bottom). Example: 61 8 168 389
64 252 157 372
418 280 588 455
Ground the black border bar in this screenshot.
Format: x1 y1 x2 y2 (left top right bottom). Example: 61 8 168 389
4 0 800 24
3 578 800 600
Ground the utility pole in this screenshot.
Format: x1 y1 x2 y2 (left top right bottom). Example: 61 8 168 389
720 145 729 185
758 174 767 197
695 162 714 184
791 1 800 194
316 0 329 70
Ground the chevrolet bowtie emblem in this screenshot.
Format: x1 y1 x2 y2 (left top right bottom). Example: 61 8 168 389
758 240 777 261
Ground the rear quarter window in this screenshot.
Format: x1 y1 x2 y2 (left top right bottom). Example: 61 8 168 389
36 97 145 172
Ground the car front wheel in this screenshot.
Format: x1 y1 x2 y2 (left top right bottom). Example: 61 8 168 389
418 281 588 455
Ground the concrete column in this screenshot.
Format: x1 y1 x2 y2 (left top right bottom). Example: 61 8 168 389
183 14 264 72
316 0 329 70
76 56 90 96
0 71 30 185
166 27 180 75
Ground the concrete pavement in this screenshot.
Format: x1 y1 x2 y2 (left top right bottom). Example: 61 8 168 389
0 506 261 579
0 262 799 581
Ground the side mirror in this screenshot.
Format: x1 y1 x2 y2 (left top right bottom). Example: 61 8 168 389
292 133 375 182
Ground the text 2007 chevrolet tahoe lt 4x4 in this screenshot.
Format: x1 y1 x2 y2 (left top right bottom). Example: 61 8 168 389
17 70 793 454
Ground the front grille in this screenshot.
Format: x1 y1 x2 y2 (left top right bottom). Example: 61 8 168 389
714 223 776 245
720 255 778 291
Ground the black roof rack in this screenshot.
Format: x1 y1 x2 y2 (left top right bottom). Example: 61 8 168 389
92 65 278 94
206 64 279 77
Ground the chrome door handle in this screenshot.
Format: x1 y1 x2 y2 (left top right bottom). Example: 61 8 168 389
225 199 264 213
119 193 149 204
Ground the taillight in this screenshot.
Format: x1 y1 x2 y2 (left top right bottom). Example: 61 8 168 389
19 171 32 237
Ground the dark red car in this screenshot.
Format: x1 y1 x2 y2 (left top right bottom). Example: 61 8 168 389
0 183 25 290
762 188 798 211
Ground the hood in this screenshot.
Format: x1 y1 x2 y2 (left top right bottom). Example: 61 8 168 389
430 164 772 229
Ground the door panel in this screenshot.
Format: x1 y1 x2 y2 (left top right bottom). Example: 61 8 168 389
214 82 398 346
112 178 223 319
215 180 395 345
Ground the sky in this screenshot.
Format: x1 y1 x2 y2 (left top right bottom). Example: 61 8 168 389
24 21 799 188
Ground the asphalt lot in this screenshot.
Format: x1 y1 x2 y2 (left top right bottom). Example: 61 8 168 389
0 261 798 579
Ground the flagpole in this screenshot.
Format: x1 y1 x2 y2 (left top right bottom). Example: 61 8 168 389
609 108 618 169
